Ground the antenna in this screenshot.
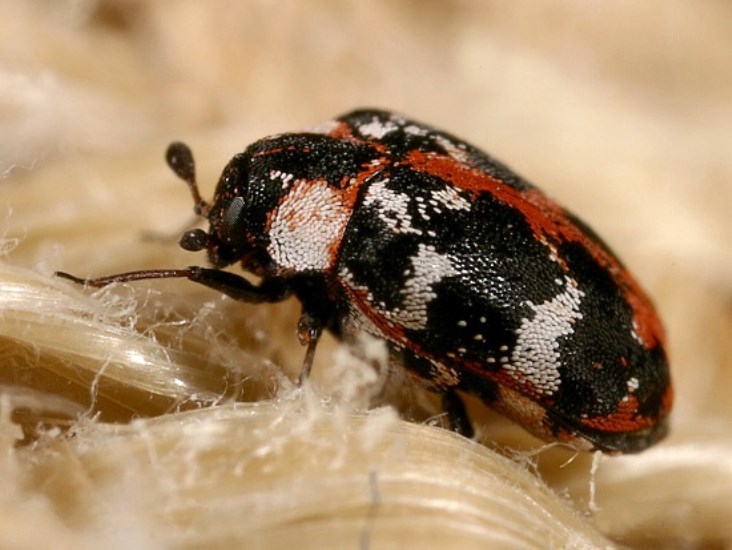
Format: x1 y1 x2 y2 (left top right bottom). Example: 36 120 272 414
165 142 210 217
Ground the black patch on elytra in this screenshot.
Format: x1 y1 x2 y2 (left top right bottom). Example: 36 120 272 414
339 199 421 311
548 240 670 422
548 242 634 416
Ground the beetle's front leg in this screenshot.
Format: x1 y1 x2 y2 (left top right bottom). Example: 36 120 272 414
184 267 295 303
56 266 295 303
56 266 324 384
189 270 326 385
184 270 327 384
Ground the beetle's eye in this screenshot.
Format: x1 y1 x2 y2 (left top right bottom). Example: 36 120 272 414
222 196 245 236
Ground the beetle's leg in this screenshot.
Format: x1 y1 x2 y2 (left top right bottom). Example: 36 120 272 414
296 312 323 385
442 389 475 439
186 271 326 384
57 267 327 384
56 267 294 304
186 267 295 303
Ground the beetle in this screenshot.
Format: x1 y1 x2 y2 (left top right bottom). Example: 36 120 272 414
57 109 672 454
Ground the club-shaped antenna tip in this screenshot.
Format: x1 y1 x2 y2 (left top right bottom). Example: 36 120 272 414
166 142 195 182
166 141 209 217
179 228 209 251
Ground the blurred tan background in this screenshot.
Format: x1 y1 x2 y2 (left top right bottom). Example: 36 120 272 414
1 1 731 548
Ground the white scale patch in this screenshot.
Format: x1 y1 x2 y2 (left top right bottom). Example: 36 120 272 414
307 119 340 134
434 134 470 164
339 269 462 392
340 244 458 332
403 124 428 136
430 186 471 212
387 243 458 330
340 248 462 391
630 320 644 346
268 179 351 272
363 179 423 236
506 276 585 395
359 117 399 139
269 169 295 190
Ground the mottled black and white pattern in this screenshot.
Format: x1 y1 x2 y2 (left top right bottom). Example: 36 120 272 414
214 109 673 453
76 109 672 454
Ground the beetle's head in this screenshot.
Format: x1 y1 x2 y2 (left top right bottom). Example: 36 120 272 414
166 142 272 274
168 135 370 276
